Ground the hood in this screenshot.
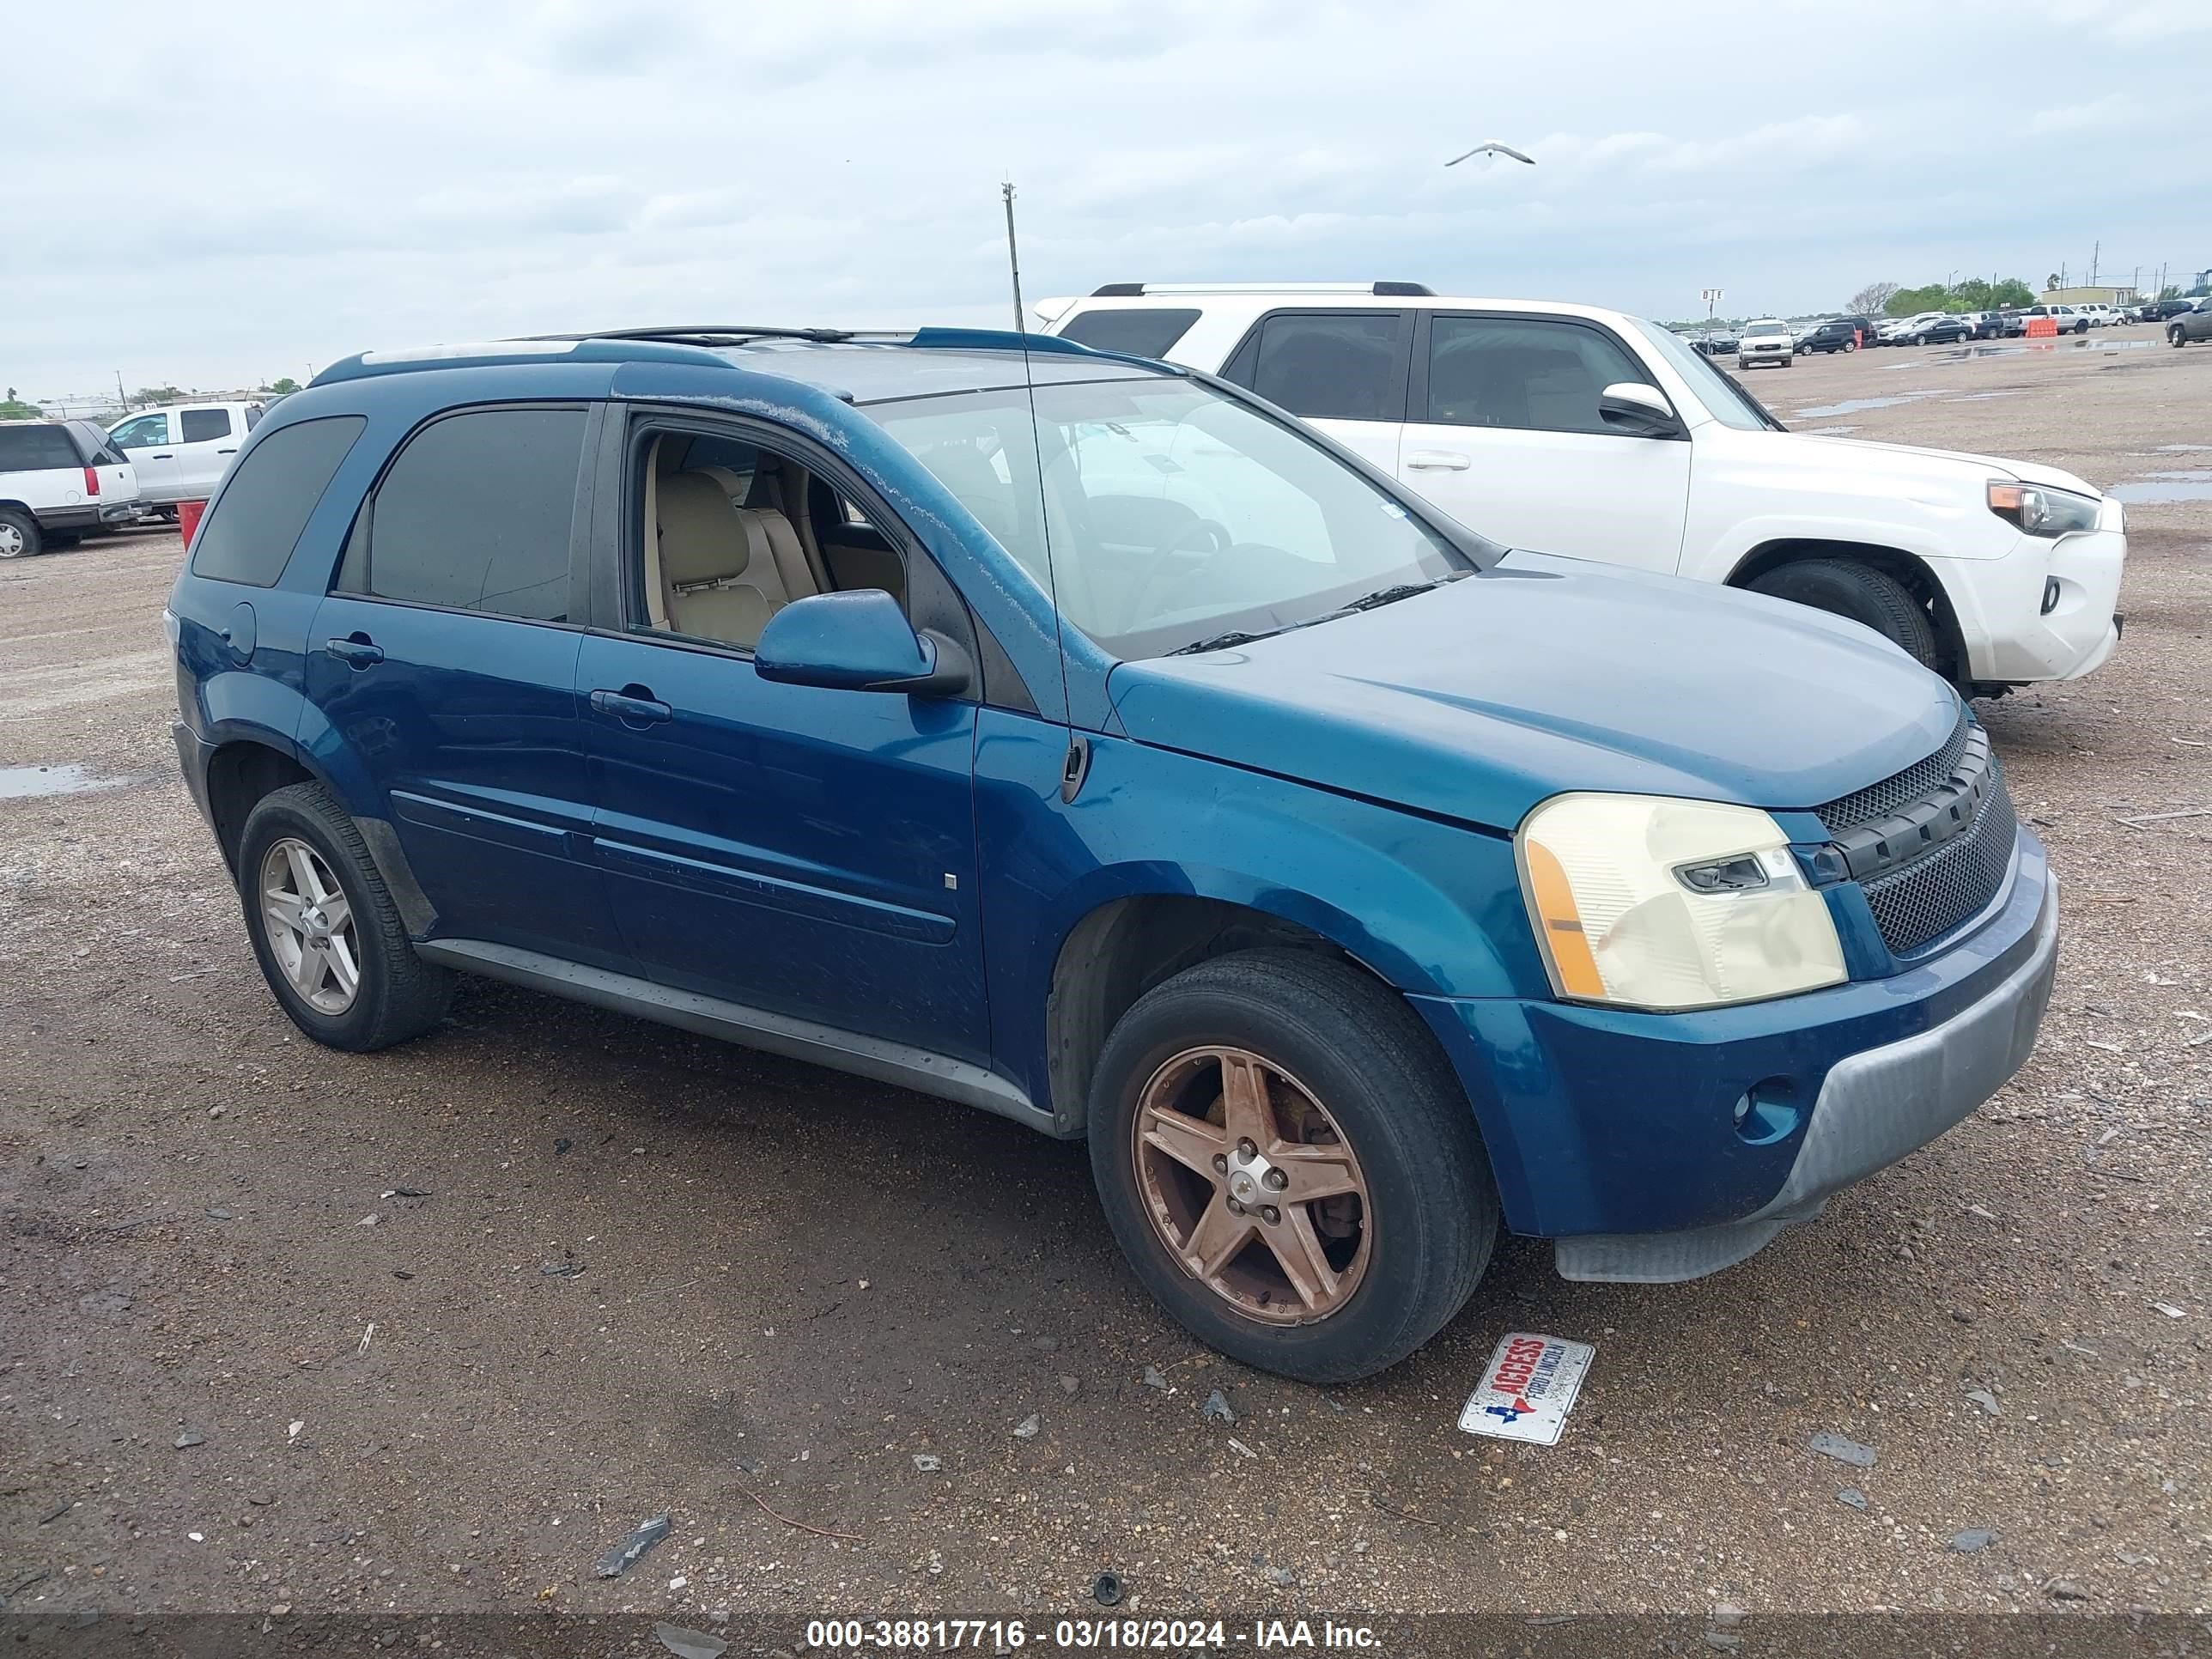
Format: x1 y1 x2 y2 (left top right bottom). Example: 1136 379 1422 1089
1108 554 1961 835
1754 428 2099 498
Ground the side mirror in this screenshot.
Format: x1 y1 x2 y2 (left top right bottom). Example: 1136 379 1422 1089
1596 381 1686 439
753 589 971 696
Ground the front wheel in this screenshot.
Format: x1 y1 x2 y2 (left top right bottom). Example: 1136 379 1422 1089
2173 327 2190 348
1748 558 1939 670
1087 949 1498 1384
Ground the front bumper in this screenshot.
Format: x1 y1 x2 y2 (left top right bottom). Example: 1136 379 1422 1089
1940 509 2127 683
1553 872 2055 1280
1408 833 2055 1274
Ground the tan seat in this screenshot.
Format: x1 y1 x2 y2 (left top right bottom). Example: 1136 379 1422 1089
659 472 795 648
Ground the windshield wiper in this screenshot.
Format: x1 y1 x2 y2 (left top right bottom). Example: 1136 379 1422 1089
1165 629 1281 657
1340 580 1441 612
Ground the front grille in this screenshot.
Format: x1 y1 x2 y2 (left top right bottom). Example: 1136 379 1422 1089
1816 712 1972 835
1861 769 2017 954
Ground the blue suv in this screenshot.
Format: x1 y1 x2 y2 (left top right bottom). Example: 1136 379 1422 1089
168 325 2057 1382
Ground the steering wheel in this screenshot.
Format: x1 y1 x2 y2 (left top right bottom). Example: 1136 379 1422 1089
1122 517 1231 627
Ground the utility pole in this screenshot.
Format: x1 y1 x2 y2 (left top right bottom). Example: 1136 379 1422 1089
2089 240 2100 286
115 370 126 409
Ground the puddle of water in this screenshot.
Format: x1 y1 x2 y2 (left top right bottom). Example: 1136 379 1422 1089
2156 444 2212 453
2111 477 2212 504
1953 390 2023 401
1790 391 1954 419
0 763 124 800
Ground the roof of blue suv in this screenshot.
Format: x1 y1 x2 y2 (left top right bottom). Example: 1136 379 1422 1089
311 328 1174 406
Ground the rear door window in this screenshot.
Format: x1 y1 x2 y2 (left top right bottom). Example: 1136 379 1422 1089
179 409 234 442
1224 311 1410 422
190 416 368 586
1423 316 1654 434
337 407 586 622
1057 307 1202 360
0 424 84 471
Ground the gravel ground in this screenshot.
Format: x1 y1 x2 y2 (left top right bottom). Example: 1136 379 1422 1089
2 329 2208 1638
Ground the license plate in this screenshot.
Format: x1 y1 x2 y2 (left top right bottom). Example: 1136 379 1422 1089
1456 1332 1595 1444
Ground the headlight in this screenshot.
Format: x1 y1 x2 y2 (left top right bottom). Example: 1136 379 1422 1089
1987 479 2100 537
1516 793 1846 1011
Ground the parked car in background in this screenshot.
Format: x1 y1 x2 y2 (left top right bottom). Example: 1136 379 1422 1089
1694 327 1739 356
106 401 264 513
2143 298 2197 323
2170 297 2212 346
1038 283 2125 691
1906 314 1972 345
1873 317 1917 345
2019 304 2090 335
1797 317 1872 354
1988 310 2027 337
1736 318 1796 368
168 321 2060 1382
0 419 143 558
2074 303 2117 328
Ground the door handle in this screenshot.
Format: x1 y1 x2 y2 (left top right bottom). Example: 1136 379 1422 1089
325 635 384 668
1404 450 1471 471
149 453 173 459
217 447 238 454
589 687 672 726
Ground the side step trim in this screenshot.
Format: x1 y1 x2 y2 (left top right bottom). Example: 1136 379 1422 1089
416 939 1058 1135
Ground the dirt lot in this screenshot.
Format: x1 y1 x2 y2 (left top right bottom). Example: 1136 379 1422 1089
3 331 2208 1641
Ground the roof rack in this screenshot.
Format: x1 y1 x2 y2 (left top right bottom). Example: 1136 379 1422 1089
1088 281 1435 298
531 325 912 347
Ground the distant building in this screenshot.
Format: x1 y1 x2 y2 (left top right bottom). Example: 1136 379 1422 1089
2039 284 2138 307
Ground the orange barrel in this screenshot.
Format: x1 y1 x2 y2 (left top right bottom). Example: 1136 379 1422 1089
176 500 209 545
2025 317 2057 337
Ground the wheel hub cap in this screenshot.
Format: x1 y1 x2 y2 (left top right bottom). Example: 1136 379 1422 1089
259 837 361 1017
1130 1046 1371 1326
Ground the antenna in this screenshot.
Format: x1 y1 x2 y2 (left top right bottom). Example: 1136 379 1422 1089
1003 179 1077 745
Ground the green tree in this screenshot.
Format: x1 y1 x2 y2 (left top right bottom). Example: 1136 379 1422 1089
266 376 300 395
135 386 182 404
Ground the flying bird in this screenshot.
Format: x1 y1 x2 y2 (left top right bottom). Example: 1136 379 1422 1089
1445 141 1534 167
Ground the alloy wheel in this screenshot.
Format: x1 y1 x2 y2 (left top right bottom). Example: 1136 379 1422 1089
259 836 361 1015
0 521 26 558
1130 1046 1372 1325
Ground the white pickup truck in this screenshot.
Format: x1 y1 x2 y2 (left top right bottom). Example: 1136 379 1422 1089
106 401 264 511
1039 283 2124 692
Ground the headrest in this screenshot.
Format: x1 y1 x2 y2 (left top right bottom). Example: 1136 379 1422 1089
657 471 750 586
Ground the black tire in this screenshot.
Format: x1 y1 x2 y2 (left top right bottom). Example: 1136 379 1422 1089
237 781 450 1051
1086 948 1498 1384
1843 338 1857 352
1748 558 1939 668
0 507 42 559
2172 327 2189 349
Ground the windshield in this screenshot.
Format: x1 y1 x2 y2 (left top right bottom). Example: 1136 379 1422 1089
1743 321 1789 337
1627 318 1778 432
866 377 1481 659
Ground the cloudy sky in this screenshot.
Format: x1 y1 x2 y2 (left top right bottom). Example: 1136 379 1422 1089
4 0 2204 399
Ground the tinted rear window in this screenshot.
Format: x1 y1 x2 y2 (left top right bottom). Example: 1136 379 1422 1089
67 423 128 465
1239 313 1407 422
190 416 368 586
180 409 233 442
337 407 584 622
0 424 82 471
1057 307 1202 360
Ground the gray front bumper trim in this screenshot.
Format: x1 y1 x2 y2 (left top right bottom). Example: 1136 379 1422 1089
1555 875 2058 1284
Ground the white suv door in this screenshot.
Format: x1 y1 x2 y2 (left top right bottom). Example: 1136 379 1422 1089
1218 308 1411 477
173 406 244 498
1395 312 1691 571
107 410 180 504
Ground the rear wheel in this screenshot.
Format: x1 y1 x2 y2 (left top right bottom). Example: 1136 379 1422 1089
1747 558 1938 669
1087 949 1498 1383
0 508 41 559
1843 338 1857 352
237 781 450 1051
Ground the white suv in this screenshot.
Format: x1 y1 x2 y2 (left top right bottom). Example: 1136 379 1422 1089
1735 319 1795 369
0 419 144 558
106 400 264 511
1038 283 2124 690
